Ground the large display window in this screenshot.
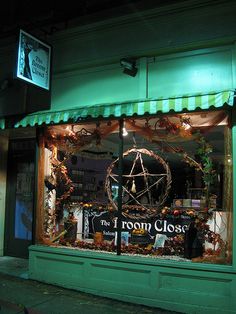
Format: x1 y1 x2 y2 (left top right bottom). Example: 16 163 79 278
39 109 233 265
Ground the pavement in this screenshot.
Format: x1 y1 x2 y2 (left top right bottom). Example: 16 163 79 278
0 256 182 314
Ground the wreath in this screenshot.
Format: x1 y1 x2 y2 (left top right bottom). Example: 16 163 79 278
105 147 172 219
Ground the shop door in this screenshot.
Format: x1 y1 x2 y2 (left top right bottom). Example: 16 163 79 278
4 139 35 258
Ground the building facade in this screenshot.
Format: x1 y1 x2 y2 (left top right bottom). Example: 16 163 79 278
0 1 236 312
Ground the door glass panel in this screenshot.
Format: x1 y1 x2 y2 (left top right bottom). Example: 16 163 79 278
15 162 34 240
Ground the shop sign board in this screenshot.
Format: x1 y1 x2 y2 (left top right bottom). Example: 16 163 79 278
16 29 51 90
91 211 192 242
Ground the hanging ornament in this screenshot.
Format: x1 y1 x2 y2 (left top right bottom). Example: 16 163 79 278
131 178 136 193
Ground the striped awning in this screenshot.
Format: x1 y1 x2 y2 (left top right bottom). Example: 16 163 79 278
14 90 235 128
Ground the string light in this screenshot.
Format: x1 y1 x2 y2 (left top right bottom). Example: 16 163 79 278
65 125 76 136
227 154 232 164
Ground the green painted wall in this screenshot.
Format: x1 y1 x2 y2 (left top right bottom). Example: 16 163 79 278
51 63 144 111
1 2 236 113
47 1 236 112
29 245 236 313
148 46 235 98
50 45 235 111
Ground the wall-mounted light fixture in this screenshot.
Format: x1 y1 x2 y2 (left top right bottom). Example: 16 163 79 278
122 121 128 136
120 57 138 77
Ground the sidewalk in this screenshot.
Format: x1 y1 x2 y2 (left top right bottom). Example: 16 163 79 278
0 257 181 314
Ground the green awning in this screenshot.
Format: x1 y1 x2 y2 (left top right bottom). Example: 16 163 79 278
14 90 235 128
0 119 5 129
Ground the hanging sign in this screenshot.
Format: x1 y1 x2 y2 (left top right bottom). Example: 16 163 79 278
16 29 52 90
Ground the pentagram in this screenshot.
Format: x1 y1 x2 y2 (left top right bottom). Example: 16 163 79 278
105 147 172 219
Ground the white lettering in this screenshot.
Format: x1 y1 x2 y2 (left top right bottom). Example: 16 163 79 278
100 220 110 226
113 218 117 228
155 220 163 232
175 224 182 233
182 225 188 233
126 222 133 229
106 217 188 235
167 224 175 233
133 222 140 229
163 220 167 232
155 220 188 234
103 231 115 236
140 222 152 233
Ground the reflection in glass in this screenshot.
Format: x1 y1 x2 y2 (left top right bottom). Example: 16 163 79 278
15 162 34 240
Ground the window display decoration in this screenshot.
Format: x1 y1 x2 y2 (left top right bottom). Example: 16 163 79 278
43 123 114 242
105 147 172 219
179 133 216 208
46 122 119 152
44 144 75 240
48 145 74 206
41 111 231 264
56 205 226 264
154 116 192 138
105 121 217 219
132 116 218 209
157 206 226 263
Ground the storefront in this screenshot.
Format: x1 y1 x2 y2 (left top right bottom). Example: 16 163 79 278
11 89 235 313
1 1 236 313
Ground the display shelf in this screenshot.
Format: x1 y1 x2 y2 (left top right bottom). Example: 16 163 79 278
69 168 102 202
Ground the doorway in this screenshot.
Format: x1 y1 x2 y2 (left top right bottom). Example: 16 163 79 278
4 139 36 258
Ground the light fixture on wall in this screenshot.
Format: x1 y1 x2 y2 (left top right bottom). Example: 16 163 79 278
120 57 138 77
122 121 128 136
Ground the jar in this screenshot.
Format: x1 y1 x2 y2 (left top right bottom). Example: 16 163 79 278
94 232 103 245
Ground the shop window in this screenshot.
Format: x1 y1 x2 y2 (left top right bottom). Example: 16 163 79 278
39 110 233 265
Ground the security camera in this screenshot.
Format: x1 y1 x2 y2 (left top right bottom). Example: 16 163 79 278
120 58 138 77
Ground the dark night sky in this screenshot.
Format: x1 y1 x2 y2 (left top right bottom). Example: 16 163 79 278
0 0 184 39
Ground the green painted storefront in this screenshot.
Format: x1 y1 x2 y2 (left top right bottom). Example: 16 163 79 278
13 86 235 314
1 1 236 313
21 90 236 314
29 244 236 313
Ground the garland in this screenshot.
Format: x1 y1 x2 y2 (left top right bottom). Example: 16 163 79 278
182 133 216 207
57 225 226 262
44 144 75 238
